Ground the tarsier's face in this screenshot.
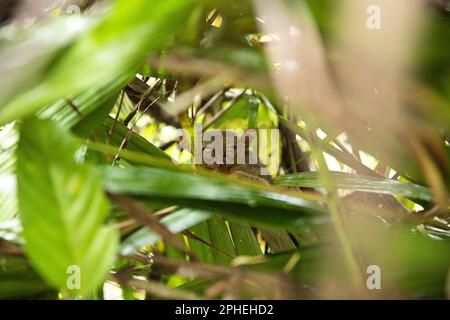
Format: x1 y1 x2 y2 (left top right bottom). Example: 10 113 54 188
176 129 271 181
201 130 257 173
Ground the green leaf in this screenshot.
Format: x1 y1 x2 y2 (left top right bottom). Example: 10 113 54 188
41 75 131 134
188 222 215 264
0 0 194 125
71 92 120 138
99 165 327 229
275 171 433 202
17 118 119 295
260 229 296 253
0 78 124 223
0 16 95 113
212 96 250 129
94 116 171 160
247 96 259 129
120 208 211 256
207 216 236 266
229 221 262 256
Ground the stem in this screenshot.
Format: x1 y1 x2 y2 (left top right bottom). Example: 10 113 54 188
308 130 364 289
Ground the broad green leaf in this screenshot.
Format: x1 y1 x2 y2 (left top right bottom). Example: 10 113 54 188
0 78 125 223
41 75 131 134
99 165 327 228
260 229 296 253
17 118 119 295
207 216 236 266
229 221 262 256
275 171 433 202
0 0 194 125
0 16 94 112
188 222 215 264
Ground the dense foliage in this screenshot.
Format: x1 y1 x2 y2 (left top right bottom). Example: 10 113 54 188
0 0 449 299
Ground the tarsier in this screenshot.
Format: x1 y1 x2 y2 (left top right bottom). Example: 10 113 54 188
199 130 298 254
198 130 272 184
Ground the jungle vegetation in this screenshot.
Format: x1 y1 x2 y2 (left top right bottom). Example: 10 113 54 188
0 0 449 299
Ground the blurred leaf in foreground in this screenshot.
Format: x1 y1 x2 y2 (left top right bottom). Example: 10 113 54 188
0 0 194 125
17 118 119 296
99 165 326 229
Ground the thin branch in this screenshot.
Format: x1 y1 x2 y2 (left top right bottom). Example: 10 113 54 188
280 117 380 177
0 240 24 257
206 9 219 25
112 93 165 165
407 138 449 217
66 99 84 120
308 129 364 289
195 87 229 119
108 194 186 252
123 79 162 126
130 254 310 299
203 88 247 131
332 138 360 165
182 230 234 259
106 90 125 145
111 276 204 300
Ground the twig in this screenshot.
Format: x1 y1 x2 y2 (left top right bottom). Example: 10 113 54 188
0 240 24 257
203 88 247 131
111 276 204 300
131 254 309 299
66 99 84 120
206 9 219 25
332 138 360 165
308 129 364 289
195 87 229 119
280 121 309 174
280 117 380 177
126 77 179 127
182 230 234 259
407 139 449 217
106 90 125 145
112 93 165 165
123 79 162 126
108 194 186 252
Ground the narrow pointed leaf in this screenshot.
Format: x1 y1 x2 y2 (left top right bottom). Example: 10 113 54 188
99 166 327 228
275 171 433 202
